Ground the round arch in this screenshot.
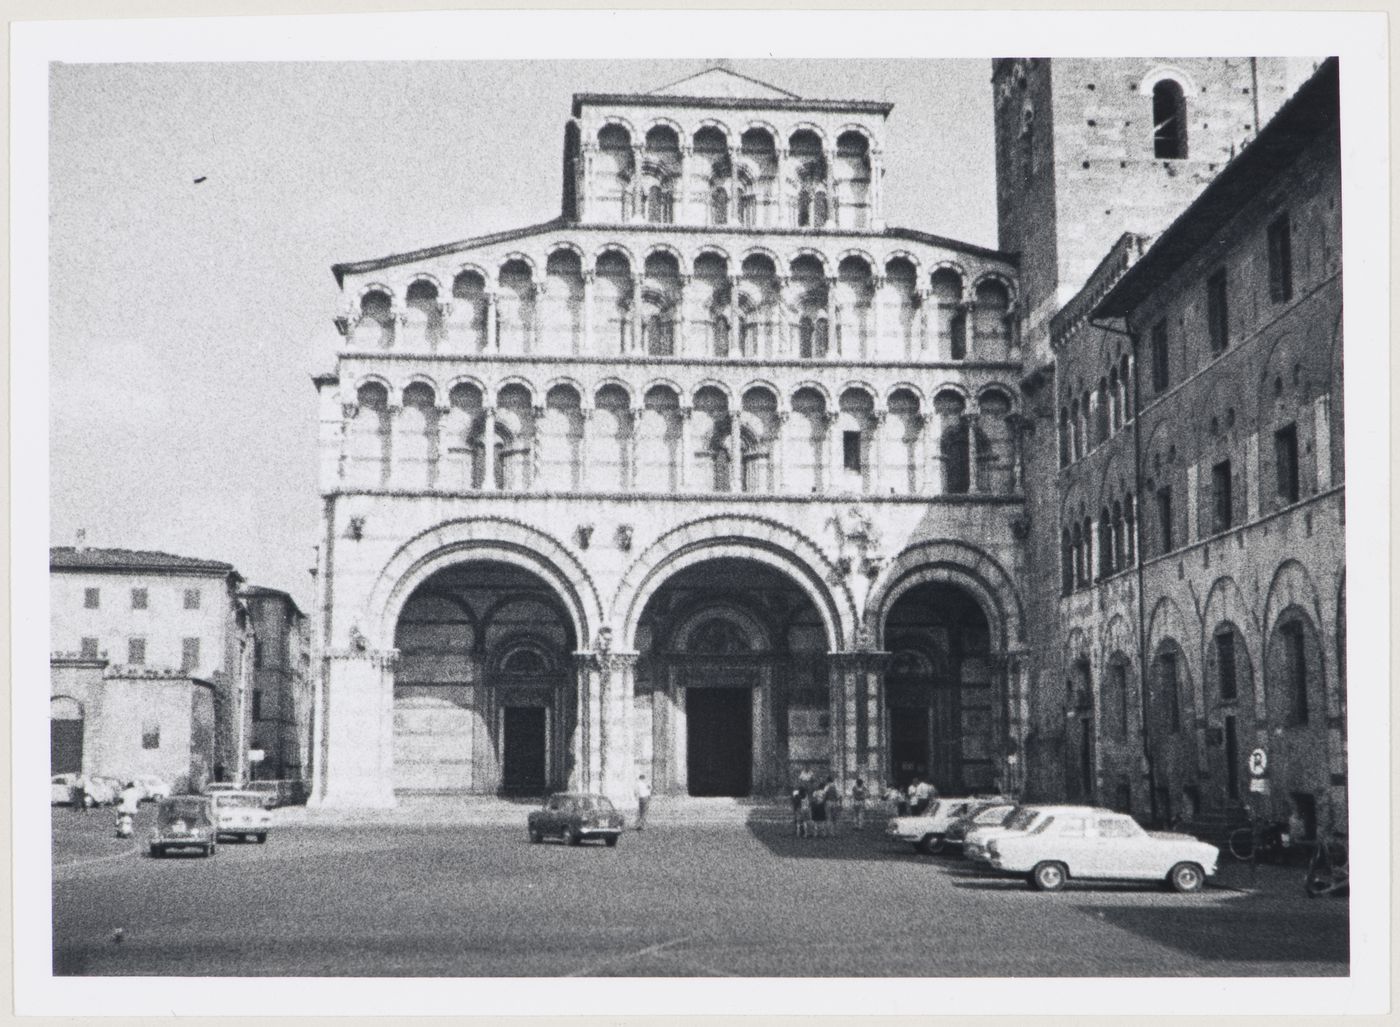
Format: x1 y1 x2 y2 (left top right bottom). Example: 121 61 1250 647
366 518 603 651
614 516 853 651
867 539 1024 650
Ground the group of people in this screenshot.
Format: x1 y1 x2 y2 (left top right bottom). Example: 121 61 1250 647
790 772 871 838
885 777 938 816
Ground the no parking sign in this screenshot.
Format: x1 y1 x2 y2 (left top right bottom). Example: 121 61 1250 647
1247 748 1270 793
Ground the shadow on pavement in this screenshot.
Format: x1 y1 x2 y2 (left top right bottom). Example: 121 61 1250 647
1083 904 1349 966
743 810 929 862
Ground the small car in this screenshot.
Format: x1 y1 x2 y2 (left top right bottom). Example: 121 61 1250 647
212 790 273 843
149 796 218 857
83 776 121 807
886 796 1008 854
985 807 1219 893
528 793 624 846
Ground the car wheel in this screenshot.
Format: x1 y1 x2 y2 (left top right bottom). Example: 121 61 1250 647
256 833 267 844
1168 861 1205 894
915 835 938 855
1031 861 1068 892
604 835 618 848
150 845 164 859
529 829 543 844
565 827 581 846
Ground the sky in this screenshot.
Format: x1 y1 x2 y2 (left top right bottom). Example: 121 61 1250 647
48 58 998 611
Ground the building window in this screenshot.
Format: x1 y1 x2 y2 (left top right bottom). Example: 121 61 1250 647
127 637 146 666
1156 486 1174 554
252 690 263 721
1211 459 1233 534
1215 628 1238 703
84 587 100 609
1157 650 1181 733
1058 407 1070 467
80 637 99 659
1124 493 1137 565
131 588 148 610
1110 659 1130 738
184 588 201 610
1275 423 1300 504
1060 529 1074 596
253 638 263 669
1206 269 1229 354
1152 79 1188 159
1268 212 1293 303
1282 620 1309 725
710 187 728 226
141 719 160 750
1150 319 1169 394
842 431 862 473
1069 398 1082 458
181 637 200 672
1097 512 1113 578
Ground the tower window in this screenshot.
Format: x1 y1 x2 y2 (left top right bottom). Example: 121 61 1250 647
1281 620 1308 726
1215 628 1237 703
1268 213 1293 302
1152 79 1188 159
84 588 100 609
1157 486 1174 554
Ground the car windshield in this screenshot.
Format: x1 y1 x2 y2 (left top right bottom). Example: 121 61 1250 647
1004 808 1040 832
578 797 615 813
217 794 264 808
158 801 209 825
977 806 1014 824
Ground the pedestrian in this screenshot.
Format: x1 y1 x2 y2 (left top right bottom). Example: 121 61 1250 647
885 781 907 816
809 781 828 837
73 775 88 813
635 772 651 831
822 777 841 835
911 777 933 816
851 777 869 830
792 785 809 838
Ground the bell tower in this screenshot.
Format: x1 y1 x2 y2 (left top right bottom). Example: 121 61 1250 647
992 56 1314 361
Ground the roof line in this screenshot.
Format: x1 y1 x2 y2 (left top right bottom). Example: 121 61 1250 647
646 65 803 100
571 94 893 117
332 218 567 286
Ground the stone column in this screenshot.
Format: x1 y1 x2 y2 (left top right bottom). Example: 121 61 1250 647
913 414 929 494
579 407 593 484
631 279 644 355
571 653 600 791
575 650 639 805
729 409 743 493
870 274 885 359
826 277 840 359
530 281 544 355
966 412 981 494
775 411 789 493
580 141 595 220
582 271 595 356
729 145 739 224
433 403 452 490
678 144 691 224
483 406 499 490
486 292 499 352
678 405 693 490
916 288 931 356
631 144 645 220
826 412 844 493
674 274 689 357
728 275 742 358
530 404 545 490
826 652 887 786
775 148 788 227
870 148 884 228
870 412 886 495
309 647 399 809
629 406 642 489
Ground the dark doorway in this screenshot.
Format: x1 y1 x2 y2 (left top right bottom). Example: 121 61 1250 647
1078 715 1094 801
501 706 547 796
890 706 929 789
686 688 751 796
51 718 83 775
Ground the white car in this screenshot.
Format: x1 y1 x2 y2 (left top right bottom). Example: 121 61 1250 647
963 805 1054 863
211 790 274 843
986 807 1219 893
886 797 1007 854
131 775 172 802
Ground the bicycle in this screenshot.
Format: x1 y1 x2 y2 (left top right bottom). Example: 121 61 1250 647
1226 809 1292 865
1304 830 1348 898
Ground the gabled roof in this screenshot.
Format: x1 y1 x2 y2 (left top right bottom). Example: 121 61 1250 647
647 66 801 101
50 546 236 576
1094 57 1338 319
240 584 307 620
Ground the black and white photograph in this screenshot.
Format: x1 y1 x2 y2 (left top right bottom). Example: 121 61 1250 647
13 8 1389 1019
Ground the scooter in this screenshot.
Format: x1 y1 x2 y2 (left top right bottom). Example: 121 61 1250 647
115 811 134 839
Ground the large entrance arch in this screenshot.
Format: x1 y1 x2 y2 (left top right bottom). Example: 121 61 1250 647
634 558 829 797
391 561 577 796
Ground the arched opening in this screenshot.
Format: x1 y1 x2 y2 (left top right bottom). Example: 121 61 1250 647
929 268 966 360
351 381 391 487
691 252 730 357
882 257 918 359
545 250 585 355
597 123 634 220
404 280 443 350
1152 79 1188 159
593 250 633 354
883 583 996 793
934 389 969 495
642 251 681 356
355 289 395 350
973 279 1013 359
739 128 777 226
634 558 827 796
836 256 874 359
496 260 535 354
539 384 584 490
1205 622 1255 803
51 696 84 775
451 271 489 352
392 562 577 796
737 254 778 358
834 130 871 229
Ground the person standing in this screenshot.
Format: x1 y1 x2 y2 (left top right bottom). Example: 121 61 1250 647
809 781 828 837
635 772 651 831
822 777 841 836
851 777 869 830
911 777 933 816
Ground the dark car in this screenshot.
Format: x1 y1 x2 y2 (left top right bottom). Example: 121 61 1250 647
149 796 218 858
528 793 625 847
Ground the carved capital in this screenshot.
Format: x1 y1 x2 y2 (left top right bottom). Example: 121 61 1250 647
341 403 359 420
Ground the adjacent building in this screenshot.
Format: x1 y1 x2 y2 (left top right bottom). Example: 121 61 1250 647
241 586 314 787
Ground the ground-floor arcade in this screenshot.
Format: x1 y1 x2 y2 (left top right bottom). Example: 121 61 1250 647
307 507 1029 809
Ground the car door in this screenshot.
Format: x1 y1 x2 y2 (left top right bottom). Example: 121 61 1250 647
1095 815 1153 878
1051 815 1094 876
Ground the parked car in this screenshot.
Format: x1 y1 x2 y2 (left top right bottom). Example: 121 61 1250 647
963 805 1057 863
211 791 273 843
84 776 121 807
149 796 218 858
886 796 1008 854
51 773 79 805
527 793 624 846
943 802 1018 851
131 775 172 802
985 807 1219 893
